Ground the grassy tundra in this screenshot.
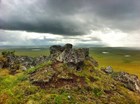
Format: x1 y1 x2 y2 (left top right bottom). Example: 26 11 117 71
0 47 140 104
90 47 140 77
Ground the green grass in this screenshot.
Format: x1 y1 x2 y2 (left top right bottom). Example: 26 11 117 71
0 73 26 93
26 61 50 74
0 48 49 57
0 65 50 104
90 47 140 77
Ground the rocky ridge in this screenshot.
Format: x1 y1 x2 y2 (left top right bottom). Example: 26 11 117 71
0 51 48 73
0 44 140 104
30 44 140 94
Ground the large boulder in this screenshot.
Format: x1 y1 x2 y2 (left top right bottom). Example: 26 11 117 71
57 48 89 64
50 45 64 60
113 72 140 93
50 44 89 64
50 44 88 70
64 43 73 50
49 44 98 70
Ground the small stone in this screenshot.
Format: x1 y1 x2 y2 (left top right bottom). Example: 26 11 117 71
20 66 27 71
68 95 71 99
106 66 113 73
101 66 113 74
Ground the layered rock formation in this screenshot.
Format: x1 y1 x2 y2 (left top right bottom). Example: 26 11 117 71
50 44 98 70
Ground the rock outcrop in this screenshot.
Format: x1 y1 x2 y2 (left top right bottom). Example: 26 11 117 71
101 66 140 93
113 72 140 93
28 44 140 104
50 44 98 70
0 51 48 71
50 44 89 63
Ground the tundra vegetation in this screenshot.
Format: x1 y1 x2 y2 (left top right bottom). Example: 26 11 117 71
0 44 140 104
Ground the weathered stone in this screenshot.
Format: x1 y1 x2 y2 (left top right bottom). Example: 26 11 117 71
49 44 98 70
113 72 140 93
0 61 4 69
50 44 89 64
0 51 49 71
20 66 27 71
101 66 113 74
50 45 64 60
64 44 73 50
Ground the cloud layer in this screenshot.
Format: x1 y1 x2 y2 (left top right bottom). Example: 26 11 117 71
0 0 140 47
1 0 140 35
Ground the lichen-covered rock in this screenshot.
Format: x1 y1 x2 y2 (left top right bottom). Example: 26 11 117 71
113 72 140 93
49 44 97 70
50 44 98 70
50 44 89 64
57 48 89 63
0 51 49 71
64 43 73 50
101 66 113 74
20 66 27 71
50 45 64 60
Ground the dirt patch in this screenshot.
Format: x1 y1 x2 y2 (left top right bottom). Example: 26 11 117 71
32 73 87 90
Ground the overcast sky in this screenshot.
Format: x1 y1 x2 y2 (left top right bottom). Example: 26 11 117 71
0 0 140 47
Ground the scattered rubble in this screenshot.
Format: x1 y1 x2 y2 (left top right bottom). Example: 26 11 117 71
0 51 49 71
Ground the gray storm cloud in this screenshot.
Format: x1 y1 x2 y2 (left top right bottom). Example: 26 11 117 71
0 0 140 35
0 0 140 47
